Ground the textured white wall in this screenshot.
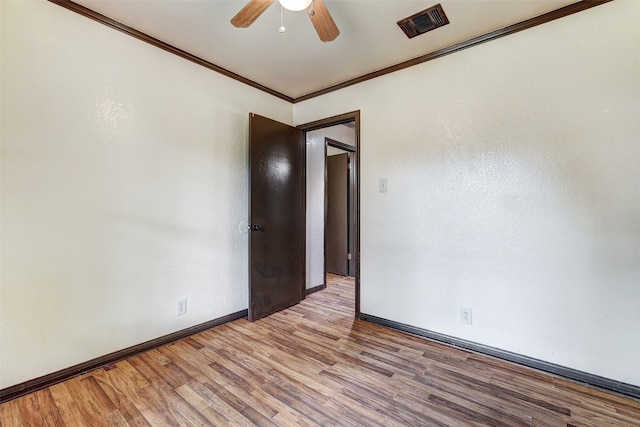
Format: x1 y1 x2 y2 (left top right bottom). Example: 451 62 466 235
327 146 349 157
0 1 291 388
305 125 355 289
295 1 640 386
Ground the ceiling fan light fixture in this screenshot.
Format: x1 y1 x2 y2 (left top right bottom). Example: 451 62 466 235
231 0 338 42
279 0 312 12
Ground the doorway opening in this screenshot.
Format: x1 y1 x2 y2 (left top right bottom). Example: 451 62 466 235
325 138 355 277
298 111 360 316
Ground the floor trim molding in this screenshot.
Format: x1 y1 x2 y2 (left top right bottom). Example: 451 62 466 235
0 309 248 404
358 313 640 401
305 284 326 296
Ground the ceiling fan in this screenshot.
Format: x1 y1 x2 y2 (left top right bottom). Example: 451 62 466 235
231 0 339 42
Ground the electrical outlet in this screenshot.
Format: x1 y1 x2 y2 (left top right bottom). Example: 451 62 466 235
177 298 187 316
460 307 472 325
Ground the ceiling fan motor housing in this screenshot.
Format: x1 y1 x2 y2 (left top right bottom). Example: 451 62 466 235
279 0 312 12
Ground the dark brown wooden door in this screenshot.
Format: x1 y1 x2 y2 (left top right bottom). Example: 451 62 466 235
326 153 349 276
248 113 305 321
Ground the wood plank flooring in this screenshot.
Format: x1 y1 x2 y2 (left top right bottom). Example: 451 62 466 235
1 274 639 426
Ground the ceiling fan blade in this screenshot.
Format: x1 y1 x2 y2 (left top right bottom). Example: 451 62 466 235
231 0 276 28
307 0 339 42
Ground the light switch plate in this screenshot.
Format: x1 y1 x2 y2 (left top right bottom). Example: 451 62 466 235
379 178 388 193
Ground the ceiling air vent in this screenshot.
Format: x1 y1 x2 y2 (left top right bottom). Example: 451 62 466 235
397 3 449 39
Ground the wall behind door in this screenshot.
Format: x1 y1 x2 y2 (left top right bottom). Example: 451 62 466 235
1 1 291 388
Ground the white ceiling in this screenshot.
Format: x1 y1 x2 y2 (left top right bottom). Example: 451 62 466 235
72 0 581 99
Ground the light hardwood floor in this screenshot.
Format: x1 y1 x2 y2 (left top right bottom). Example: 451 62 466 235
1 274 639 426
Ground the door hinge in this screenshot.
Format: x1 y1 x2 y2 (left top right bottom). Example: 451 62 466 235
347 253 352 260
